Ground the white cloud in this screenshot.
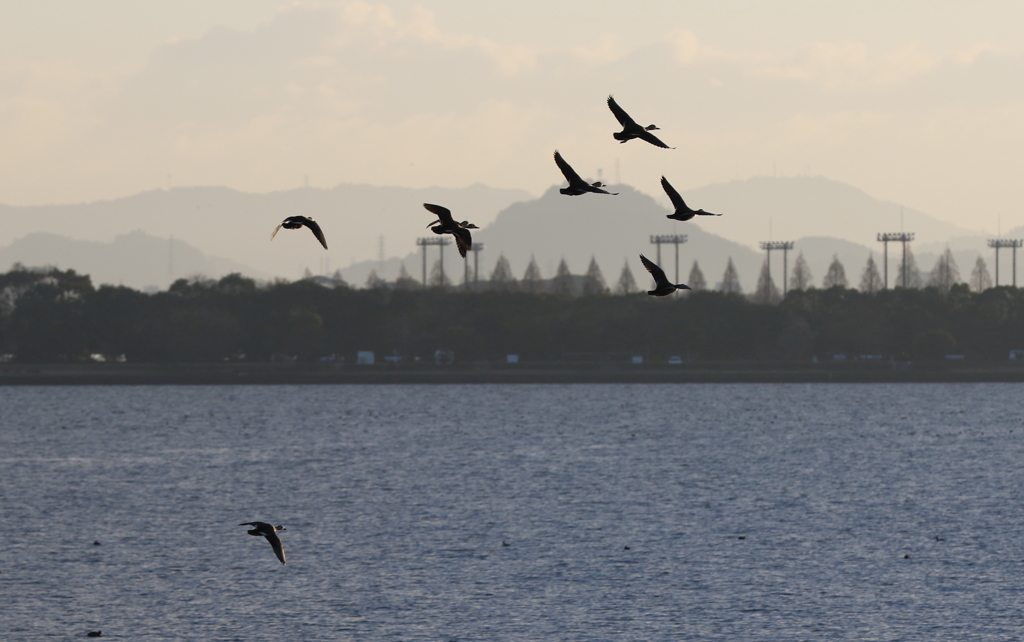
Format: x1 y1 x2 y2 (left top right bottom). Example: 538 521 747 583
763 41 937 88
669 30 722 65
572 34 628 64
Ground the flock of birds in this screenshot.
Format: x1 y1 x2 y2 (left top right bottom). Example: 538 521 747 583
268 95 725 302
253 97 730 563
75 126 716 629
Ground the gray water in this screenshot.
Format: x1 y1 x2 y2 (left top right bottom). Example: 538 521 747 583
1 384 1023 641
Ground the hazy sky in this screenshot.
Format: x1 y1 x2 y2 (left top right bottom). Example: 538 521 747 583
3 0 1024 236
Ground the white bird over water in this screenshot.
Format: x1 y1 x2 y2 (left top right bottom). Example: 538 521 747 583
239 522 287 564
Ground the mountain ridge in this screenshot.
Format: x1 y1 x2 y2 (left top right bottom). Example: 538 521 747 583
0 176 1014 290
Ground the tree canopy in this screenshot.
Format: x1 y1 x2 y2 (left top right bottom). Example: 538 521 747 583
1 266 1022 364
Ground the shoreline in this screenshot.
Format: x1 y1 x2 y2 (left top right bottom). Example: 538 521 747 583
2 362 1024 385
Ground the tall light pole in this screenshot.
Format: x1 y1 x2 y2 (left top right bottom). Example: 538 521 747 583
988 239 1023 287
650 234 688 285
470 242 485 290
877 232 914 288
416 237 451 288
759 241 794 296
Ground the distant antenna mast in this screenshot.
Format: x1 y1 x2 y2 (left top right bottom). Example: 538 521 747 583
168 235 174 280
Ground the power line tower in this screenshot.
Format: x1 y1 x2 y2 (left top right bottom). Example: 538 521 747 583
469 242 485 291
416 237 451 288
759 241 794 296
877 232 914 288
650 234 688 287
988 238 1023 287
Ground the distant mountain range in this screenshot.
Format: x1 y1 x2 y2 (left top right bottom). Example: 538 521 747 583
679 176 986 248
0 232 264 291
343 177 1019 291
0 182 532 288
1 176 1021 290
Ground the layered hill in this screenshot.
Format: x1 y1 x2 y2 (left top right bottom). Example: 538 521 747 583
0 232 264 291
0 183 532 287
0 176 1008 291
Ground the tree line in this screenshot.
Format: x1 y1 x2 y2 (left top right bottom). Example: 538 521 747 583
0 263 1021 364
372 244 1001 302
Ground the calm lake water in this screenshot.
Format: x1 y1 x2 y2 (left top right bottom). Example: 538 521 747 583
2 383 1024 641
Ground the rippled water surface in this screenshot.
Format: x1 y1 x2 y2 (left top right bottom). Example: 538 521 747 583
2 383 1024 640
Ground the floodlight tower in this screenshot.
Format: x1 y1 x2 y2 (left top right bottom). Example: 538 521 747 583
877 232 914 288
759 241 794 296
469 242 485 290
650 234 688 286
988 238 1023 287
416 237 451 288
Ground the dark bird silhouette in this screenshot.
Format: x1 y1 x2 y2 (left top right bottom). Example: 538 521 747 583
607 95 673 148
271 216 328 249
239 522 287 564
640 254 690 296
661 176 722 220
554 151 618 196
86 632 103 638
423 203 475 258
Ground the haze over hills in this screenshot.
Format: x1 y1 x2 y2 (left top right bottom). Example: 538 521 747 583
341 176 1006 290
432 184 763 292
0 175 1016 291
0 182 532 287
0 232 264 291
676 176 986 249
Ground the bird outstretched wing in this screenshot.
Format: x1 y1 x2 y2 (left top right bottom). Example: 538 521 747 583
423 203 455 225
452 227 472 258
303 218 328 249
640 254 668 286
660 176 688 211
639 129 672 149
553 151 583 184
607 95 636 128
265 531 286 564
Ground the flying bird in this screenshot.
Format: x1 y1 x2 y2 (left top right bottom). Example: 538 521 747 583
239 522 287 564
607 96 673 149
640 254 691 296
661 176 722 220
271 216 328 249
553 151 618 196
423 203 476 258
